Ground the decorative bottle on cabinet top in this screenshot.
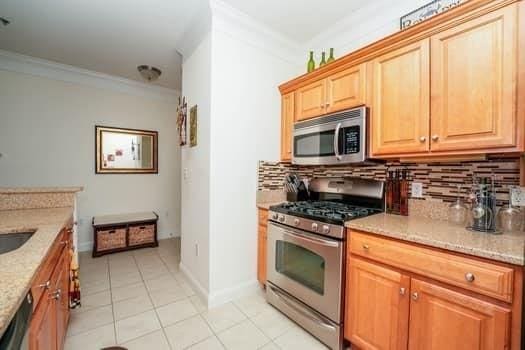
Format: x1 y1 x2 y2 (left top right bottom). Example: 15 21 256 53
327 48 335 63
319 51 327 67
307 51 316 73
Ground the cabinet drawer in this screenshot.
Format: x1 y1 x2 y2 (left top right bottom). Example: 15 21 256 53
129 224 155 246
349 231 514 302
96 228 126 251
258 210 268 226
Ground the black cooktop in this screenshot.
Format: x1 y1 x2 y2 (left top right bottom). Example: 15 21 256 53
269 200 383 225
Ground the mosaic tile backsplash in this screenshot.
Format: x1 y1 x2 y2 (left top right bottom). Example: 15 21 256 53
258 158 521 205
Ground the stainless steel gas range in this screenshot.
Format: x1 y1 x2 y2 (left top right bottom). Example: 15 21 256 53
266 177 385 350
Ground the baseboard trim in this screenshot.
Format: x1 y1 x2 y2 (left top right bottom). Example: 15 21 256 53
207 279 261 308
179 262 210 306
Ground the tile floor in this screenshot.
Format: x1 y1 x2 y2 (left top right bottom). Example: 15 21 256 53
66 238 329 350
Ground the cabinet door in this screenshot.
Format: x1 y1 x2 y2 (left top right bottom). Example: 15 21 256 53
326 64 366 114
409 279 510 350
295 80 326 121
430 6 518 152
29 292 57 350
257 224 267 285
55 248 70 350
281 93 294 161
371 39 430 156
345 257 410 350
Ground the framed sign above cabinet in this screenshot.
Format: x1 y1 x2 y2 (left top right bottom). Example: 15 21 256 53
95 125 158 174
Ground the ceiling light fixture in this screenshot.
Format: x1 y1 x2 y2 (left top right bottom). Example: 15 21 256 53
0 17 11 26
137 65 161 82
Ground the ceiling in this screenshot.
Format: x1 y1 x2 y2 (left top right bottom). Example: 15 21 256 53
0 0 370 90
220 0 371 42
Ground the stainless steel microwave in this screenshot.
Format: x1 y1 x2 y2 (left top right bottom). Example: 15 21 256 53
292 106 372 165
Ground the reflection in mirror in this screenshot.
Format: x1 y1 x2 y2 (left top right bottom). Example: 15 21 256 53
96 126 158 174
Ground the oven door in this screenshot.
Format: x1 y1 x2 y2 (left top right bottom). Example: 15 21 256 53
292 113 366 166
267 222 343 322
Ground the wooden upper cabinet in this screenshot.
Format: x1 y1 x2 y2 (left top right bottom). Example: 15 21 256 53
326 64 366 114
281 93 294 161
430 5 518 152
346 257 410 350
295 80 326 121
408 279 510 350
371 39 431 156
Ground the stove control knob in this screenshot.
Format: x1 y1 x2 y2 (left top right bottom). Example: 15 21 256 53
294 219 300 226
322 225 330 234
271 213 278 220
311 223 318 232
278 215 285 223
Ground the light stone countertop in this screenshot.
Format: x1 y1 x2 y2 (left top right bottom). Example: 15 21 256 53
257 202 285 210
0 187 83 194
346 213 525 266
0 207 74 337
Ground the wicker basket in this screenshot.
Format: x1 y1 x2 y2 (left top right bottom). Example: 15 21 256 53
96 228 126 251
129 224 155 246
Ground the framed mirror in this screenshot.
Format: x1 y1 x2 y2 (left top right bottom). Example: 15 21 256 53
95 126 158 174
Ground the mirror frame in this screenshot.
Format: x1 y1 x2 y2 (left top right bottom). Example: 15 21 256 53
95 125 158 174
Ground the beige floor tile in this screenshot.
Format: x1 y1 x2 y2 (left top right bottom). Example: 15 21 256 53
217 319 270 350
259 342 280 350
187 336 225 350
111 281 148 302
113 293 154 321
201 303 246 333
64 323 115 350
115 310 161 344
82 278 110 296
74 289 111 313
156 299 198 327
122 329 171 350
138 264 170 280
144 273 180 292
67 305 114 336
232 291 271 318
149 284 188 307
274 327 329 350
110 270 143 288
179 281 196 296
190 295 207 313
164 315 213 350
250 307 299 339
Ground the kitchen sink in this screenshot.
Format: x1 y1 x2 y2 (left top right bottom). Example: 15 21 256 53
0 232 35 254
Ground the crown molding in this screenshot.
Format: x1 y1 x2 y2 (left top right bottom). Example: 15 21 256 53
209 0 303 65
0 49 180 101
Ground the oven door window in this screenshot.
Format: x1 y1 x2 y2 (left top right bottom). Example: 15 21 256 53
275 240 325 295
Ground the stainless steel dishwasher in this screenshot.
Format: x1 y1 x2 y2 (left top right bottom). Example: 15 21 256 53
0 292 33 350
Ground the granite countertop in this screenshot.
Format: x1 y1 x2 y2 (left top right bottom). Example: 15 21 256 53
346 213 525 266
0 207 74 337
0 187 83 194
257 202 285 210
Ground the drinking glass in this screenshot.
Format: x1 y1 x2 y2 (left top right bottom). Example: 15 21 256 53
449 185 468 225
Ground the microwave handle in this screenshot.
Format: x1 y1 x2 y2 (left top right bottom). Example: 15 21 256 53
333 122 342 161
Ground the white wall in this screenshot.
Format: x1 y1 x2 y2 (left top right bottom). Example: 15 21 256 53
0 68 181 251
305 0 429 62
180 32 213 294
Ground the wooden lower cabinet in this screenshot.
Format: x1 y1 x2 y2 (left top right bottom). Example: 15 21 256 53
345 231 522 350
29 225 72 350
257 209 268 285
408 279 510 350
345 257 410 350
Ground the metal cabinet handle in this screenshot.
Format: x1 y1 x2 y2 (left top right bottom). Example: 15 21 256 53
465 272 475 282
50 289 61 300
400 287 406 296
411 292 419 301
432 135 439 141
419 136 426 142
362 244 370 250
60 240 68 246
38 280 51 289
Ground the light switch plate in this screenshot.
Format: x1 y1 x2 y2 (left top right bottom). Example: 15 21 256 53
510 186 525 206
411 182 424 198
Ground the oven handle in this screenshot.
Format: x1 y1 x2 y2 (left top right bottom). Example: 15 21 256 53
279 226 340 248
268 284 337 331
333 122 342 161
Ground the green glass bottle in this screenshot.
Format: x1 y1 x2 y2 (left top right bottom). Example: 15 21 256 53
307 51 315 73
319 51 327 67
327 48 335 63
